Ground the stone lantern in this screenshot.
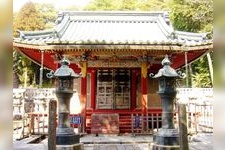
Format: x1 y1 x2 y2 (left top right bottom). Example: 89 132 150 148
150 55 183 150
52 58 81 146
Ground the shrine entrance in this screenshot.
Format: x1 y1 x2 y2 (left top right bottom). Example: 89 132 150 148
96 69 131 109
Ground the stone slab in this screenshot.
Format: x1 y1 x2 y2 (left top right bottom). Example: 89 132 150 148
56 143 84 150
152 143 180 150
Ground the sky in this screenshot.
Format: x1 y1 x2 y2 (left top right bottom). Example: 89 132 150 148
13 0 92 12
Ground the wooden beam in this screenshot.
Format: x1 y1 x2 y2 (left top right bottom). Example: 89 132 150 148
13 42 212 51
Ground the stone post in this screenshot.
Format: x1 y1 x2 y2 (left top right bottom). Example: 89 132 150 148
48 99 57 150
178 103 189 150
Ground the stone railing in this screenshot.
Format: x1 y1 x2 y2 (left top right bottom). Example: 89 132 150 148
13 88 213 136
176 88 213 104
13 88 55 120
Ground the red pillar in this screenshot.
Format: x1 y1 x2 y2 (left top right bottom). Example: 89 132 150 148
131 69 137 110
141 62 148 131
81 76 87 132
90 69 96 110
80 61 87 133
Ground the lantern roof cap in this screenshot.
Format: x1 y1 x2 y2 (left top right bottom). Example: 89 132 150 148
54 58 81 78
151 55 180 78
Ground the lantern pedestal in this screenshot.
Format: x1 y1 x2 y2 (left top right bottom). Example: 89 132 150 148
152 92 179 150
56 129 80 145
55 90 80 145
152 129 180 150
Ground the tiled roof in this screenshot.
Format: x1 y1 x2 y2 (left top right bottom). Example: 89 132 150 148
14 11 212 47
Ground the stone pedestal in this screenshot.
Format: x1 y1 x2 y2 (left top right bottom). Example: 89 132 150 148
152 129 180 150
56 143 84 150
56 134 79 145
152 92 180 150
152 144 180 150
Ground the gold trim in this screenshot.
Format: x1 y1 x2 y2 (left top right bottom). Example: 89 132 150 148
80 61 87 78
141 62 147 78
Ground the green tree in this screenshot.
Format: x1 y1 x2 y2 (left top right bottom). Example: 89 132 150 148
191 56 212 88
13 51 39 87
13 1 45 37
170 0 213 33
118 0 141 10
85 0 120 10
85 0 170 11
139 0 170 11
85 0 142 10
169 0 213 87
13 1 46 88
35 3 58 29
62 5 81 11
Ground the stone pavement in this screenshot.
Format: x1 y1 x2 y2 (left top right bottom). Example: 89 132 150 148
13 135 47 150
81 134 151 150
13 133 212 150
189 133 213 150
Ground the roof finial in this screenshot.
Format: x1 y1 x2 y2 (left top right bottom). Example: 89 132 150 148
61 57 70 66
161 55 171 66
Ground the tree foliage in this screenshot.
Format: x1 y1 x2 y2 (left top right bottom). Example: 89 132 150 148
169 0 213 87
13 51 39 87
170 0 213 33
191 56 212 88
13 1 45 37
13 1 57 88
85 0 170 11
138 0 170 11
35 3 58 29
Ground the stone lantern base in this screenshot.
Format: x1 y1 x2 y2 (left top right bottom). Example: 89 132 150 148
56 143 84 150
56 128 80 145
151 144 180 150
152 129 180 150
56 134 80 145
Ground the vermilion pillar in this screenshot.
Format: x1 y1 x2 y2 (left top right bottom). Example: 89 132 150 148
141 62 148 131
90 69 96 110
131 70 137 110
80 61 87 132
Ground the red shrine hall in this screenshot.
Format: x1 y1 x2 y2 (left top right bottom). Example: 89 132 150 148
13 11 212 134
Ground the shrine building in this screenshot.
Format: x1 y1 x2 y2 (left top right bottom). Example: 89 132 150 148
13 11 212 134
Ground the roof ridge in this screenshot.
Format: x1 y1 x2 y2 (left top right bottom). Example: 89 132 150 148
57 10 169 18
156 15 174 39
175 31 208 41
18 29 56 40
55 14 71 39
